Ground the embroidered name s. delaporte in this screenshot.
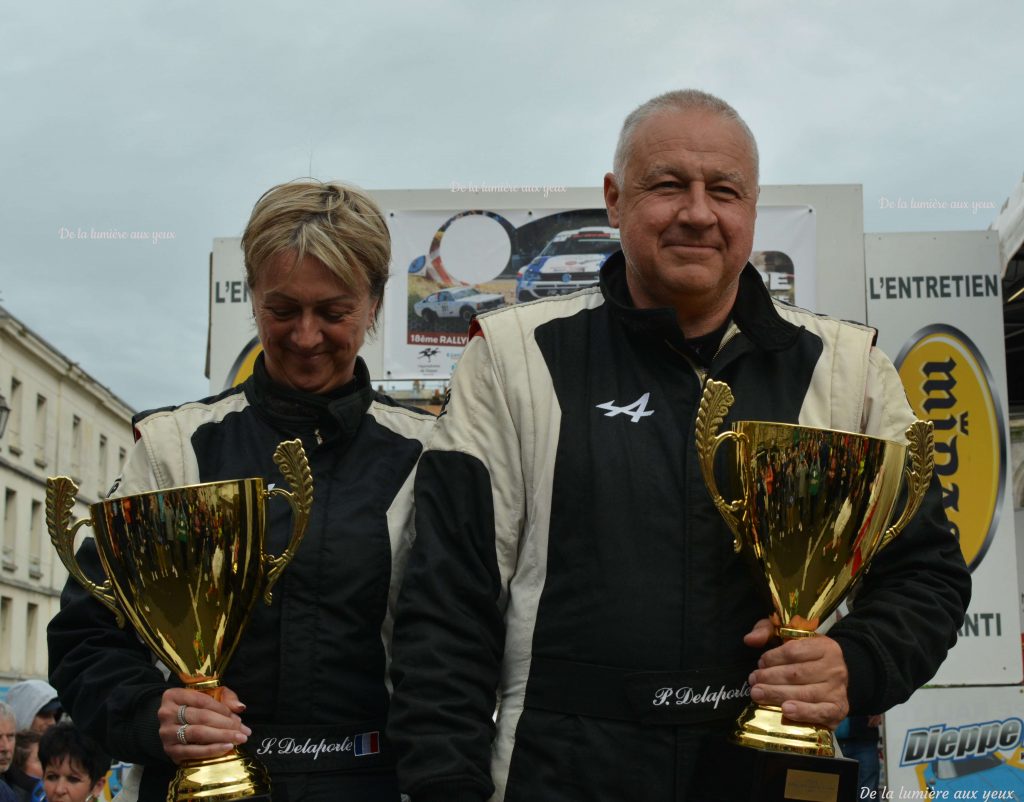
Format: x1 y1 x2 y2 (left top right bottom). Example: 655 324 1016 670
652 682 751 709
257 737 352 760
256 730 381 760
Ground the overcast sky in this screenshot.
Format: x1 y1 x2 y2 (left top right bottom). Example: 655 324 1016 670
2 0 1021 411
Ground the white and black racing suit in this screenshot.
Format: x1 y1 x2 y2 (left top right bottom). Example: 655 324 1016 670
49 356 433 802
389 253 971 802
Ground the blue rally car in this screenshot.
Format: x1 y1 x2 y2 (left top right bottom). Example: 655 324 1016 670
515 227 620 303
923 754 1024 799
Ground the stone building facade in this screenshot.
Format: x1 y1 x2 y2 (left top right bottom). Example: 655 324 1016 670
0 305 134 692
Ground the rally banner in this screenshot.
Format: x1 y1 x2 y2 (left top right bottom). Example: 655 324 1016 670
208 203 815 390
865 231 1020 686
382 205 815 380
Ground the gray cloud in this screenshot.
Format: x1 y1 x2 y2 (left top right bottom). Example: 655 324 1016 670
2 0 1021 409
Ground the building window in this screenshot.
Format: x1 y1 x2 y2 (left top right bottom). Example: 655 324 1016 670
34 394 48 468
2 488 15 571
7 377 22 455
98 434 109 494
26 602 38 675
29 499 43 579
70 414 83 480
118 446 127 471
0 597 11 671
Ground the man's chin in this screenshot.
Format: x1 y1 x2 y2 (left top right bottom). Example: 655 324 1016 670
662 268 723 295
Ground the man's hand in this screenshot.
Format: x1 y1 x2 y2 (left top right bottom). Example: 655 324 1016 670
743 618 850 730
158 686 251 765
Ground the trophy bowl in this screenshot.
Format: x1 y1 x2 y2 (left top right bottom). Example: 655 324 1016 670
695 380 933 758
47 439 313 802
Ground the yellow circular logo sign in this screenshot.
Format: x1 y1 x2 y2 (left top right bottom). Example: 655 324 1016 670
224 337 262 390
895 325 1006 571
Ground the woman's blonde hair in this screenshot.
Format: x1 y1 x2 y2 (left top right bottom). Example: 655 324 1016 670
242 179 391 302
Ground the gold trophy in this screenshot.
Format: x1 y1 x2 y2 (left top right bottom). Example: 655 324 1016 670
695 380 933 800
47 439 314 802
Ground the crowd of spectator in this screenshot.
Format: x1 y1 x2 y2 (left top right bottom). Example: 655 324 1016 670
0 681 117 802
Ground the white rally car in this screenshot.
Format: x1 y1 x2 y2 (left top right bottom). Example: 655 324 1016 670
413 286 505 324
516 227 620 303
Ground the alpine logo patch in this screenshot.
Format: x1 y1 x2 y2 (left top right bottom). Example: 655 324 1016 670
596 392 654 423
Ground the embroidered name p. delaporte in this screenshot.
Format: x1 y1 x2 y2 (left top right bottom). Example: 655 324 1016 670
526 657 754 725
652 682 751 710
624 665 754 724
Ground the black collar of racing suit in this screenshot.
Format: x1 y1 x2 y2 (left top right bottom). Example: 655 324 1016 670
598 250 803 361
245 352 374 445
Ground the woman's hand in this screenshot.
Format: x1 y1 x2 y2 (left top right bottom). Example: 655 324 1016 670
158 686 251 765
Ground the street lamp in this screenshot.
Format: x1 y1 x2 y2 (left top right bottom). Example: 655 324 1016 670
0 392 9 439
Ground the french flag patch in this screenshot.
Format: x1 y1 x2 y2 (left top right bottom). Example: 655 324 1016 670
353 731 381 757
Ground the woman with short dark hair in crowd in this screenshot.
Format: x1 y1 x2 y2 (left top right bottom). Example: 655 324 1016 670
38 724 109 802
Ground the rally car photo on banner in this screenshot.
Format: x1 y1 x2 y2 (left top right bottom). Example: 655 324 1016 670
387 204 814 379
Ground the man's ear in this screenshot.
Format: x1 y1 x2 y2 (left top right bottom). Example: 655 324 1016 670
603 172 621 228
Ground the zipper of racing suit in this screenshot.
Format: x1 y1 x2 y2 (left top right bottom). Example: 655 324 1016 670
664 321 741 386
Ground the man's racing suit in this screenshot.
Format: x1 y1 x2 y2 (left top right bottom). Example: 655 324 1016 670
389 254 971 802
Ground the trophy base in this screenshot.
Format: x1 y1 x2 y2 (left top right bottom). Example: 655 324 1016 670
168 751 272 802
734 747 860 802
732 704 834 756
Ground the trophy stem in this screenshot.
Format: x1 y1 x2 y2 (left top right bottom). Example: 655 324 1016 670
181 678 226 708
731 705 835 757
169 752 271 802
185 678 223 694
777 626 816 640
730 625 835 757
166 679 272 801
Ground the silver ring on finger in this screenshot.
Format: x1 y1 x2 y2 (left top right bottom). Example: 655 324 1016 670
177 704 189 726
176 724 189 746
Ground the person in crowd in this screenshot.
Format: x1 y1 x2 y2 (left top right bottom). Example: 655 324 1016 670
13 731 42 782
3 729 43 802
388 89 971 801
837 714 883 797
48 179 434 801
38 724 109 802
4 683 60 736
0 704 18 802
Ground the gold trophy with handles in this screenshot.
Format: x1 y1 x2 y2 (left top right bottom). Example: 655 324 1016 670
47 439 313 802
695 379 933 801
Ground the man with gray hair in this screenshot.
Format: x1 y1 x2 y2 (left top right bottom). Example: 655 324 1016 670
0 703 18 802
0 704 14 772
389 89 970 801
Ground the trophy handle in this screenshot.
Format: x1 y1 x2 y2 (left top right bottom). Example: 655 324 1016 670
45 477 126 627
262 439 314 604
879 420 935 550
695 379 746 553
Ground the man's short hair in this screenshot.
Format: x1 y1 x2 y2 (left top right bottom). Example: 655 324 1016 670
0 702 14 726
612 89 760 183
